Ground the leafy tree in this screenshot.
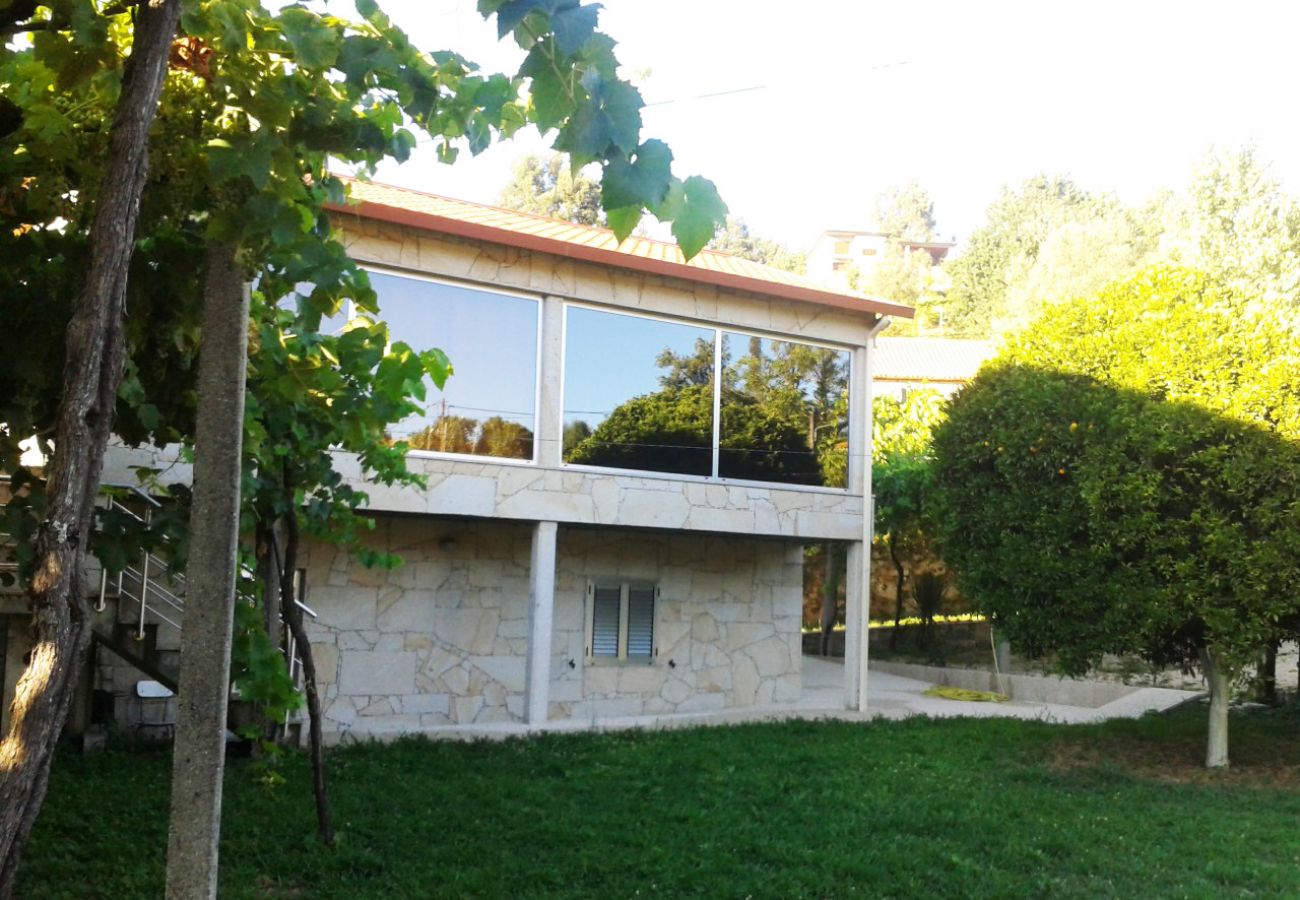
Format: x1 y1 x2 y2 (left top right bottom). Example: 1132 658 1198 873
655 337 719 390
1159 146 1300 318
870 389 947 643
943 174 1098 337
852 242 947 334
408 415 481 454
872 179 936 241
565 384 821 484
566 384 713 476
852 181 945 334
999 209 1159 330
0 0 728 885
932 266 1300 768
708 217 806 273
873 390 947 458
475 416 534 458
497 152 602 224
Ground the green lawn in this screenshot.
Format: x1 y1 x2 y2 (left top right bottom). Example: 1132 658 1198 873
19 706 1300 898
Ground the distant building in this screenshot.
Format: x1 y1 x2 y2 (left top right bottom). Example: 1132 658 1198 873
871 337 996 400
807 229 956 291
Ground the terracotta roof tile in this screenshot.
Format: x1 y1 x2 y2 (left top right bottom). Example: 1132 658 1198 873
332 178 914 320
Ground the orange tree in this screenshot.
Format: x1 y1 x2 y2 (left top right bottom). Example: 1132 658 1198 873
931 266 1300 767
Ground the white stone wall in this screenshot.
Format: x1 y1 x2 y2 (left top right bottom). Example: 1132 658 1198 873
324 454 864 541
550 529 803 721
301 516 804 739
302 517 535 738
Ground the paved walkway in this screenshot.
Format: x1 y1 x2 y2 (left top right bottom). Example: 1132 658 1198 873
803 655 1202 725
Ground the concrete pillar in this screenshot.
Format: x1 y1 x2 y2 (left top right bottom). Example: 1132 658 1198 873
536 296 565 468
843 321 886 712
844 540 865 710
525 520 558 724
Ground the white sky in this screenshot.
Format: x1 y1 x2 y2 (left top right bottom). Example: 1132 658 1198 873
370 0 1300 252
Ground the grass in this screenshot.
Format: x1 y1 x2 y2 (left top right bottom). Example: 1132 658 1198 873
18 705 1300 899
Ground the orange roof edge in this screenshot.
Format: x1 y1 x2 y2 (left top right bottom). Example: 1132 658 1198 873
326 182 914 321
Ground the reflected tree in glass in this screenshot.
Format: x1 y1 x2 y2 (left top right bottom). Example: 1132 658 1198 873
563 307 714 476
720 333 850 487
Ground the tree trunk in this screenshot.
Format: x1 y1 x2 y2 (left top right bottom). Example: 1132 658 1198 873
1261 640 1277 705
276 510 334 846
0 2 182 893
818 543 840 656
1201 646 1231 769
164 242 250 900
888 543 905 652
255 522 283 744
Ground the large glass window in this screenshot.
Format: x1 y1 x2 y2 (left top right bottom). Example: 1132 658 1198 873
719 333 850 488
563 307 714 477
562 305 852 488
368 270 538 460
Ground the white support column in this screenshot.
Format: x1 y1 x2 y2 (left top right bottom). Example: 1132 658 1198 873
536 295 565 468
844 318 889 712
525 520 558 724
843 539 865 709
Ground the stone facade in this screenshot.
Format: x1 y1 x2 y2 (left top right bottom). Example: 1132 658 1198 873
300 515 803 740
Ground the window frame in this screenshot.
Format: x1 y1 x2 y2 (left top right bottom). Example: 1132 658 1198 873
357 264 544 466
559 300 856 493
584 579 659 665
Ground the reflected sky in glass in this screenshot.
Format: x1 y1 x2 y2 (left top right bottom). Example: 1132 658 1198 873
563 306 712 429
368 270 537 445
563 306 715 476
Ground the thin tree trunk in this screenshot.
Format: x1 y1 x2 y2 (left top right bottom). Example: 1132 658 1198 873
1261 640 1277 705
164 242 250 899
0 2 182 892
819 543 840 656
888 543 906 652
277 509 333 846
255 522 283 744
1201 646 1231 769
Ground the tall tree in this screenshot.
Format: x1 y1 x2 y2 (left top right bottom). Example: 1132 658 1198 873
498 152 602 224
0 1 183 890
1159 145 1300 317
943 174 1097 337
709 217 807 273
932 266 1300 768
872 179 936 241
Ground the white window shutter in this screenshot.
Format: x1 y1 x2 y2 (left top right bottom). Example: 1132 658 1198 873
591 585 621 658
625 586 655 659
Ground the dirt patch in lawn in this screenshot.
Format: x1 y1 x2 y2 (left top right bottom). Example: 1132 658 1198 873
1044 717 1300 790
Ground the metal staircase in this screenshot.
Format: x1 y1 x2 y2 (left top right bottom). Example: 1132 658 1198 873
1 476 314 735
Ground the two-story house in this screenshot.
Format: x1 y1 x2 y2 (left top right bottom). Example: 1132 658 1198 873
6 180 913 743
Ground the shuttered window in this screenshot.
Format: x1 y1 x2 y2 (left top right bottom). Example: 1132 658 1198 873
586 582 657 662
590 586 622 658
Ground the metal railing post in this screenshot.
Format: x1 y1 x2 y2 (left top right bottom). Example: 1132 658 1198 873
136 550 150 640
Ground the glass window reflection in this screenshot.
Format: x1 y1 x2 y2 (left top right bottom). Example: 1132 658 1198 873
368 270 537 460
719 333 850 488
563 307 714 477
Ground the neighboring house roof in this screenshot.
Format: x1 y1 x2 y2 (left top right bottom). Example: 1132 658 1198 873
872 337 996 384
331 179 914 321
819 228 956 252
